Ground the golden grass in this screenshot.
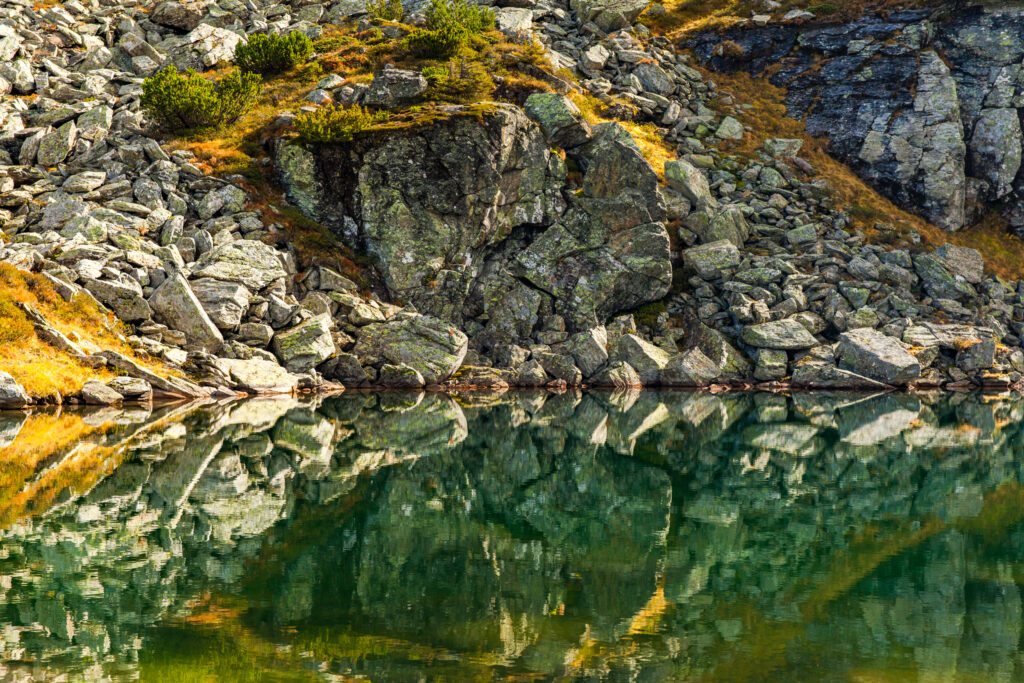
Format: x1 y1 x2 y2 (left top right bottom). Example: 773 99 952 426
0 263 173 399
705 69 1024 280
569 92 675 181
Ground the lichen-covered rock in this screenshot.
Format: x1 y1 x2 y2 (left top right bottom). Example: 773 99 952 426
80 380 123 405
363 66 428 109
614 334 670 384
535 351 583 385
352 316 468 384
190 278 250 330
149 274 224 353
524 93 592 149
217 358 300 394
193 240 287 291
741 318 817 350
274 142 322 221
661 348 721 386
681 240 740 279
571 0 648 31
82 277 152 323
379 363 426 388
566 326 609 377
837 328 921 385
272 314 336 373
591 360 641 388
665 158 712 206
164 23 242 70
969 107 1022 200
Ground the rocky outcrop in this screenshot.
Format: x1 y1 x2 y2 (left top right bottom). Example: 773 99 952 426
275 101 672 345
689 5 1024 233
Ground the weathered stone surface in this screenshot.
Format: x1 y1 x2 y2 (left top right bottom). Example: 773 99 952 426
165 23 242 70
665 159 712 206
193 240 287 291
661 348 720 386
81 380 123 405
217 358 300 394
82 278 152 323
837 328 920 385
352 316 468 384
969 107 1022 200
681 239 739 279
272 314 336 373
790 360 890 390
0 372 29 408
935 244 984 284
379 363 426 388
535 351 583 385
591 360 641 388
190 278 250 330
149 274 224 353
741 318 817 350
524 93 591 149
151 0 203 31
570 0 648 31
363 66 428 109
107 377 153 401
614 334 670 384
274 142 322 220
567 327 609 377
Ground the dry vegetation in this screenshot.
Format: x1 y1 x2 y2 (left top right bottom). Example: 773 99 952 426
643 0 940 36
0 264 174 399
704 68 1024 280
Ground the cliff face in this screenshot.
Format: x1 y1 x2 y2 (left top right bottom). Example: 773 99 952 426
689 4 1024 232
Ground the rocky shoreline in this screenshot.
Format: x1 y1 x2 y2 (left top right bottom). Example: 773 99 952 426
3 0 1024 407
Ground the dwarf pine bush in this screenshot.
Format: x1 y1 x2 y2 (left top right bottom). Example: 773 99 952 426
235 31 314 75
294 105 389 144
422 58 493 102
141 66 262 131
405 0 494 58
366 0 404 21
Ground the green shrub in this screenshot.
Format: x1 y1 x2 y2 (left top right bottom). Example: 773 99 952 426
405 23 468 58
235 31 313 75
425 0 494 33
294 105 389 144
366 0 404 21
141 66 262 131
422 58 493 103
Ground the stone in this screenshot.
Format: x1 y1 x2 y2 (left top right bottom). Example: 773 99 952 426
665 158 712 206
535 351 583 385
495 7 533 40
716 116 744 140
0 372 29 408
969 107 1022 199
956 337 996 374
681 239 740 279
837 328 920 385
82 278 152 323
36 121 77 166
190 278 250 329
107 377 153 402
217 358 300 394
914 253 976 300
935 243 984 284
790 360 890 390
741 318 818 350
566 326 609 377
379 363 426 388
151 1 203 31
363 66 428 109
753 348 788 381
570 0 648 31
63 171 106 193
591 360 642 388
353 316 467 384
661 347 721 386
614 334 670 384
272 314 337 373
582 44 610 70
193 240 287 291
80 380 123 405
274 142 322 220
524 93 591 149
633 62 675 95
167 24 243 70
763 138 803 157
149 274 224 353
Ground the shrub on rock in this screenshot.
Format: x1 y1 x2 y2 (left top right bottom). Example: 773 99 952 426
365 0 404 21
141 66 261 131
405 0 495 58
422 58 493 103
235 31 313 76
294 105 389 144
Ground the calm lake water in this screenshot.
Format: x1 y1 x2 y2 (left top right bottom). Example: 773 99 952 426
0 389 1023 681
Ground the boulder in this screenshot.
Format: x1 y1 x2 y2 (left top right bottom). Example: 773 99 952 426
665 158 712 206
192 240 287 291
107 377 153 402
352 316 468 384
524 93 591 149
151 1 204 31
36 121 76 166
0 372 29 408
837 328 920 385
566 326 609 377
570 0 648 31
272 314 337 373
82 278 152 322
681 239 739 279
661 348 721 386
935 243 984 284
80 380 123 405
165 23 243 70
379 363 426 388
149 274 224 353
790 360 890 390
614 334 670 384
363 66 428 109
536 351 583 385
969 107 1022 199
741 318 818 350
217 358 300 394
591 360 642 388
190 278 250 329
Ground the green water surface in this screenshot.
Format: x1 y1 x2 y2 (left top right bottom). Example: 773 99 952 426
1 390 1023 681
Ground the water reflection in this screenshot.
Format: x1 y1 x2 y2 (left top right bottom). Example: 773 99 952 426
0 390 1023 680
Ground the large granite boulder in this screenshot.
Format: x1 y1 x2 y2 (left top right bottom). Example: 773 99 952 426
272 314 336 373
192 240 287 291
571 0 648 31
0 372 29 408
352 316 468 384
149 274 224 353
837 328 921 386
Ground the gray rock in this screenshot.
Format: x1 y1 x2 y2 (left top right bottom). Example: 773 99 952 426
741 318 818 350
82 278 152 323
566 326 609 377
149 274 224 353
107 377 153 402
935 243 984 284
80 380 123 405
190 278 250 329
352 316 467 384
217 358 300 394
681 239 740 279
363 66 428 109
665 158 712 206
379 363 426 388
591 360 642 388
535 351 583 385
614 334 670 384
0 372 29 408
837 328 920 385
272 314 337 373
193 240 287 291
571 0 648 31
969 107 1021 199
661 347 721 386
524 93 591 149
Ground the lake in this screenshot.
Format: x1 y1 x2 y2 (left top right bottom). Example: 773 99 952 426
0 389 1021 681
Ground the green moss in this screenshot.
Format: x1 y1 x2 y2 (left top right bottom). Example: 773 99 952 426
634 301 667 328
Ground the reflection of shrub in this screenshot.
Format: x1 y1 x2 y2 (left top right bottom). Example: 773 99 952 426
425 0 494 33
235 32 313 75
405 23 467 58
422 58 493 103
294 105 389 143
366 0 404 21
141 67 262 131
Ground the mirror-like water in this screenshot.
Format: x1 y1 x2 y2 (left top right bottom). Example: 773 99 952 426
1 389 1023 681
